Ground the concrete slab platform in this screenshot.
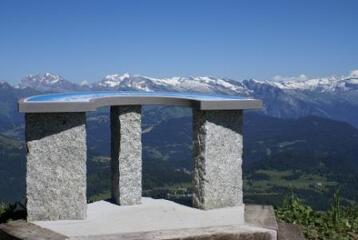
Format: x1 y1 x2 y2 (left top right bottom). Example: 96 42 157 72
277 223 305 240
33 198 246 237
0 220 67 240
70 225 276 240
245 205 278 230
1 198 279 240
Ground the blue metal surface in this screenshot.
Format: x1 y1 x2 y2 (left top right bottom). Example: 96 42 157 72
24 91 249 103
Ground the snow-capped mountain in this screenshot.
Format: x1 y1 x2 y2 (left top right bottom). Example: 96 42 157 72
242 71 358 126
94 71 358 94
15 71 358 95
18 73 86 92
0 80 13 90
262 74 358 93
5 70 358 127
97 73 131 88
94 73 250 95
93 71 358 127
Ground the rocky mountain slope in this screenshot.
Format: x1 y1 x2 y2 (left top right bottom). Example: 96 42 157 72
19 73 86 92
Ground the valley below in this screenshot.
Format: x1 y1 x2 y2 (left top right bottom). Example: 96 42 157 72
1 107 358 210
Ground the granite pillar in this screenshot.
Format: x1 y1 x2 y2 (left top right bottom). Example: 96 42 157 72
25 112 87 221
111 106 142 205
192 109 243 210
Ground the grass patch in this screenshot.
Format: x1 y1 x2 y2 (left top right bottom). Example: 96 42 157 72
247 169 337 191
276 191 358 240
0 202 26 223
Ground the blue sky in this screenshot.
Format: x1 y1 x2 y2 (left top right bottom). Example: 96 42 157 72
0 0 357 83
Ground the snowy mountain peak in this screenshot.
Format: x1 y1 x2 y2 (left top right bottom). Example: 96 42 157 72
92 73 250 95
14 69 358 94
2 69 358 127
104 73 130 81
98 73 131 88
266 72 358 92
79 80 90 86
350 69 358 78
23 73 64 85
0 80 12 89
19 73 80 92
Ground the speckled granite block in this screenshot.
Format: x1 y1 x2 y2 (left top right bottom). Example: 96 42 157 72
25 112 87 221
111 106 142 205
192 110 243 210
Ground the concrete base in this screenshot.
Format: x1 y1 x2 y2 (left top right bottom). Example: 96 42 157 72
1 198 278 240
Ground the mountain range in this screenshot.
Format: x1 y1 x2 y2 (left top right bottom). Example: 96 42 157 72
0 70 358 208
3 70 357 127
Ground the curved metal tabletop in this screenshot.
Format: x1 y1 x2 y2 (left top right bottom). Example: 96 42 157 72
18 91 262 113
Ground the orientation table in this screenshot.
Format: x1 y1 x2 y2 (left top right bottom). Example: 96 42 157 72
19 91 262 112
18 91 262 222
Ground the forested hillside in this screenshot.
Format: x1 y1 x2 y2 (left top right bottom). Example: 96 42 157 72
2 108 357 211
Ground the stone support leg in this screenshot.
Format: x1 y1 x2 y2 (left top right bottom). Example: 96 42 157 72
111 105 142 205
192 110 243 210
25 112 87 221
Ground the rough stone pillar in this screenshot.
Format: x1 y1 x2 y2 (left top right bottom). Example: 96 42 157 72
192 109 243 210
25 112 87 221
111 105 142 205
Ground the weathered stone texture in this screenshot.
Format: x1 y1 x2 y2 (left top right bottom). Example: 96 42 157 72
245 205 278 231
70 225 275 240
0 220 68 240
111 106 142 205
192 110 243 209
25 112 87 221
278 223 305 240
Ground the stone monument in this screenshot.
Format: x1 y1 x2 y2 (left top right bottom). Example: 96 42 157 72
0 92 280 239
